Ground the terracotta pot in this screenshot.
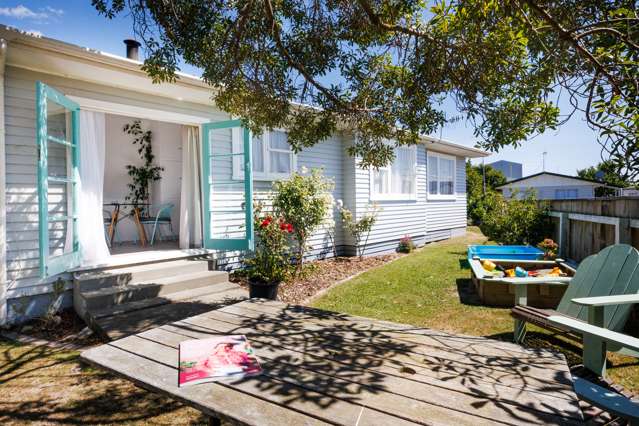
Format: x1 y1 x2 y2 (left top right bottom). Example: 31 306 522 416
248 279 280 300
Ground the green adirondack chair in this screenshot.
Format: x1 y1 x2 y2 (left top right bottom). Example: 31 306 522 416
511 244 639 363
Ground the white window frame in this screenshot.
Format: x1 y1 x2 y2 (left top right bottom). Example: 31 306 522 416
427 151 457 200
369 145 417 201
233 128 297 181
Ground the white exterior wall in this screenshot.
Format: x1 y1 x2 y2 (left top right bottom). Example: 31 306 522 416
425 155 467 242
502 185 596 200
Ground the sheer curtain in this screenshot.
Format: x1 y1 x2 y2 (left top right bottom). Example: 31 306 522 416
179 126 203 248
78 110 110 265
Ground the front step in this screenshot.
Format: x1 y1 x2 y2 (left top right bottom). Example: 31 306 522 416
73 259 247 340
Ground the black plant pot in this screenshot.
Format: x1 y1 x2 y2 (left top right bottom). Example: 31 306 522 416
248 280 280 300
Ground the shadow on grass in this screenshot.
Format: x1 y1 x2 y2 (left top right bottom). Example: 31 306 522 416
0 340 206 424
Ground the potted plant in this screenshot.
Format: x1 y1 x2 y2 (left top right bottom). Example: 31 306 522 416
244 206 293 299
537 238 559 260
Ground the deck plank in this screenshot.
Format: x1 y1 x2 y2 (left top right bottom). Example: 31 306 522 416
81 299 584 425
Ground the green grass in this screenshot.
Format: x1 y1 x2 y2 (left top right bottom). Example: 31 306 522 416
312 228 639 393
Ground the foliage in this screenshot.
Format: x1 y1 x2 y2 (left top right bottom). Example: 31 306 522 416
340 203 380 259
244 203 293 284
465 161 507 224
397 235 416 253
272 168 334 271
94 1 638 177
577 160 633 196
123 120 163 213
479 190 552 245
537 238 559 260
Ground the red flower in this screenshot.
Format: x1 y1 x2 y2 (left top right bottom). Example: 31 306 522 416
286 223 294 233
260 216 272 228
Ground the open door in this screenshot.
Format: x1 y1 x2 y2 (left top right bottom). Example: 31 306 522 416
202 120 254 251
36 82 81 277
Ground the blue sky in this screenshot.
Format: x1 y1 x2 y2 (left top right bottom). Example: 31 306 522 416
1 1 603 175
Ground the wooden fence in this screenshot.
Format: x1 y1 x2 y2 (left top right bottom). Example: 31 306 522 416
543 197 639 262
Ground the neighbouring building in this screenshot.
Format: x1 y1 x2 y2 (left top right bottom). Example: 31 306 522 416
496 172 620 200
488 160 522 181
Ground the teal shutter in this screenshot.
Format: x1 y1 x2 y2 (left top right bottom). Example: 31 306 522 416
36 82 81 277
202 120 254 251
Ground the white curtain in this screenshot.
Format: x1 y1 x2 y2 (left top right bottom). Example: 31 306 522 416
78 110 110 265
180 126 203 248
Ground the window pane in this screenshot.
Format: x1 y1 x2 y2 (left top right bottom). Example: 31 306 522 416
440 158 454 180
269 151 291 174
270 130 290 150
252 134 264 173
392 147 415 194
428 155 438 194
373 169 389 194
440 181 454 195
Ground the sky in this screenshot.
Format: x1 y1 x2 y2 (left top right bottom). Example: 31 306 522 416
0 1 605 176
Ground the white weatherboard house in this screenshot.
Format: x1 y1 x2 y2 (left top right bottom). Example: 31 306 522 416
0 27 488 325
497 172 617 200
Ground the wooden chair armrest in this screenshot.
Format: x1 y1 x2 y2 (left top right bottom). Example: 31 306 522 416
572 294 639 307
546 315 639 352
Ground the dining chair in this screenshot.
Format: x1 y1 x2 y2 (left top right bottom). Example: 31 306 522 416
138 203 175 246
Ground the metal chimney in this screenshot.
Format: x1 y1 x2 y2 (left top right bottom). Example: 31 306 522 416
123 39 141 61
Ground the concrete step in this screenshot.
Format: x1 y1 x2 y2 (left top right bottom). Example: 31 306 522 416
79 270 230 312
90 281 241 320
74 259 213 292
95 287 248 340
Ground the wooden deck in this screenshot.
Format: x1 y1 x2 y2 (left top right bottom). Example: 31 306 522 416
81 299 584 425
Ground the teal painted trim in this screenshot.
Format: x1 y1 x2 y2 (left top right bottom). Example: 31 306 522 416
36 82 48 278
47 135 76 147
201 121 254 252
243 126 254 251
36 81 81 278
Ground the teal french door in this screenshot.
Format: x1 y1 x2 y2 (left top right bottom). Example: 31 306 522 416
36 82 81 277
202 120 254 251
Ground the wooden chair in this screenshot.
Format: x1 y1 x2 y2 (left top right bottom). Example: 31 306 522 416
546 314 639 420
511 244 639 358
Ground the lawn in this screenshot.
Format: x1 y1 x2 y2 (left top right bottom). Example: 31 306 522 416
312 227 639 394
0 339 204 425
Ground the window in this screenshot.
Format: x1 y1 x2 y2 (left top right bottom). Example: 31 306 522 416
370 146 417 200
555 188 578 199
233 129 296 180
427 152 456 199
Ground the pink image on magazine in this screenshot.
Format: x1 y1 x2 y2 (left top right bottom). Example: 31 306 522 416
178 335 262 386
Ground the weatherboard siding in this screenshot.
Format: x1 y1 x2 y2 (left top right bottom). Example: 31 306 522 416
425 155 467 242
502 185 596 200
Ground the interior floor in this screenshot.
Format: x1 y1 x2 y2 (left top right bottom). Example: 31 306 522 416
109 240 180 255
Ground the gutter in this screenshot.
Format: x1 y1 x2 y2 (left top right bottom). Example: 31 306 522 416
0 38 7 326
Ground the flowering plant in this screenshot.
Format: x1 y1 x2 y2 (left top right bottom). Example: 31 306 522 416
397 235 416 253
339 202 380 259
244 204 294 284
537 238 558 259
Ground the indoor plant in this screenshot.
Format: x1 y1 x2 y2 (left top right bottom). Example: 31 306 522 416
244 205 293 299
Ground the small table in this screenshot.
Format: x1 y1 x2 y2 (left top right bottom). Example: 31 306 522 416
103 202 151 247
81 300 584 425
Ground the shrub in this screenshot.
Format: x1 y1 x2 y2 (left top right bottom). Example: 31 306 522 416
397 235 416 253
340 202 380 259
244 204 293 284
479 190 552 245
272 168 334 272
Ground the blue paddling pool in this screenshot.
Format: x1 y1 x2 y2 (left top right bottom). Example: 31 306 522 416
467 245 544 261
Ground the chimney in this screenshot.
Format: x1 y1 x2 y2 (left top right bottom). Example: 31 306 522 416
123 39 141 61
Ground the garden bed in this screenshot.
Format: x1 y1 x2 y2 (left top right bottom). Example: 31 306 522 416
232 254 400 304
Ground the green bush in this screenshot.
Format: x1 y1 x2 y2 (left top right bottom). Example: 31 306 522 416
479 190 552 245
272 168 334 272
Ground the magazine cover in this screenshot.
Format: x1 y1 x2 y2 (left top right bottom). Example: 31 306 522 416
178 335 262 386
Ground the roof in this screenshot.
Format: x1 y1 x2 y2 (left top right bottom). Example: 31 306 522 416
0 25 488 159
496 172 622 189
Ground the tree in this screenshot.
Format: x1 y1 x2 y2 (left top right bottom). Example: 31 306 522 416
93 1 639 177
577 160 631 196
466 161 506 224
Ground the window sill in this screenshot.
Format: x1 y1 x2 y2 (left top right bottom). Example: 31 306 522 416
370 193 418 202
233 173 292 182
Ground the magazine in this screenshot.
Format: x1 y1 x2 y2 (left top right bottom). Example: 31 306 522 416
178 335 262 386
